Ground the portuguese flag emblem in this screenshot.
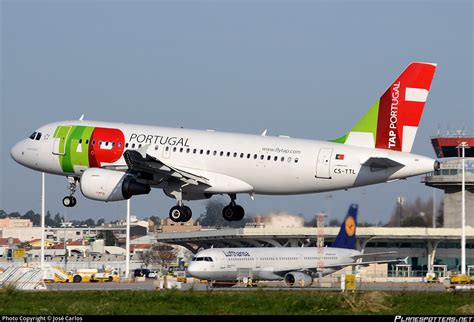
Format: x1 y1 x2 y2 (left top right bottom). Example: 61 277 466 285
335 154 345 160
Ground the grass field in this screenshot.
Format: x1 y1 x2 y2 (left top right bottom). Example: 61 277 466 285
0 288 472 315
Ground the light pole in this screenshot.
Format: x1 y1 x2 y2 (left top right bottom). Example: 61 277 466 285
125 199 131 280
41 173 45 278
458 142 470 275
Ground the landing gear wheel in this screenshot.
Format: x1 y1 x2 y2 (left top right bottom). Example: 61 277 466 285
169 206 191 222
222 205 245 221
222 205 235 221
70 196 77 207
182 206 192 222
62 196 77 207
63 196 72 207
233 205 245 221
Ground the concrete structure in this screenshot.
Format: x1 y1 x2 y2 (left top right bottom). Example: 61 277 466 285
0 218 33 228
158 218 201 233
423 158 474 228
156 226 474 276
0 227 42 242
423 134 474 228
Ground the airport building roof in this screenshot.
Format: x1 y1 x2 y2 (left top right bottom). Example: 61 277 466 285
155 226 474 253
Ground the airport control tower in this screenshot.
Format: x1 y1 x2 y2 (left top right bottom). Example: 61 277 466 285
423 132 474 228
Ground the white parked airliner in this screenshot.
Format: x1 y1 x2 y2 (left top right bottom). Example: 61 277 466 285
10 62 438 223
187 204 406 286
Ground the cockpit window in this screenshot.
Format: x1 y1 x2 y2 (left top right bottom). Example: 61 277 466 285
29 132 37 140
192 256 213 262
35 133 42 140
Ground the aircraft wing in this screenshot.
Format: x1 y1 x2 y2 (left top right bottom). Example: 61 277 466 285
123 149 211 186
350 251 398 260
272 257 408 277
317 256 408 270
361 157 404 171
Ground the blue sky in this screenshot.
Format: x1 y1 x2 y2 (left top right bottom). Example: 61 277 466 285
1 0 472 224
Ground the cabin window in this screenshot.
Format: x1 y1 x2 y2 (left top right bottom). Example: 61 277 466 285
295 158 299 163
220 151 224 156
281 157 285 162
254 154 257 159
173 147 177 152
180 147 184 153
213 151 217 156
193 149 197 154
260 155 264 160
288 157 292 162
233 152 237 158
226 152 230 157
92 140 96 145
86 140 89 145
165 146 170 151
118 142 122 148
267 155 271 161
206 150 210 155
240 153 244 158
132 143 136 149
186 148 190 153
200 149 203 154
274 156 278 161
79 139 82 144
138 144 142 148
247 153 251 159
105 142 109 146
154 145 158 150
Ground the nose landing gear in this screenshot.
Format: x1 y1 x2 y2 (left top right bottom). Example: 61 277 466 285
63 177 78 207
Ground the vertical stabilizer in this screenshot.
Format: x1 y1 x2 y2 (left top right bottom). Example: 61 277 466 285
331 204 358 249
331 62 437 152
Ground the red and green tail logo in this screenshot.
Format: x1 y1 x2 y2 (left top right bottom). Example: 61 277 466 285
331 62 437 152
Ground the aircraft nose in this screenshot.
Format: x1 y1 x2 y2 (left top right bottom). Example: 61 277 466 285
10 141 24 164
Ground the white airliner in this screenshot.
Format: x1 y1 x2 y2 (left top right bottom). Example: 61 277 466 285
10 62 438 223
187 204 406 286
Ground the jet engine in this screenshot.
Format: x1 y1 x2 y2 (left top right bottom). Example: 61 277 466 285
80 168 150 201
283 272 313 287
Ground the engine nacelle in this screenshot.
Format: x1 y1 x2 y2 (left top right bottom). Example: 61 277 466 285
283 272 313 287
80 168 151 202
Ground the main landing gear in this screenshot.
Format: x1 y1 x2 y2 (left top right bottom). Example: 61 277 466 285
168 189 193 223
222 194 245 221
169 205 192 223
62 177 78 208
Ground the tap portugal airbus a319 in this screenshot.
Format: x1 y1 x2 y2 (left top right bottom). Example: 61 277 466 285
11 62 439 223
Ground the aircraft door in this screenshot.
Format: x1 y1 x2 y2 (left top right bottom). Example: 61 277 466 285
52 126 72 155
315 148 333 179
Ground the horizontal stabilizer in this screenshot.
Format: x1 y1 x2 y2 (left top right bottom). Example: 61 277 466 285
361 157 404 171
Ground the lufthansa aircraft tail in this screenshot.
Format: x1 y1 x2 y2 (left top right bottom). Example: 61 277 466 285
331 203 358 250
331 62 437 152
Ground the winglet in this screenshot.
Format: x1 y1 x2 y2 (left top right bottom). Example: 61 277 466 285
79 114 85 121
261 129 267 136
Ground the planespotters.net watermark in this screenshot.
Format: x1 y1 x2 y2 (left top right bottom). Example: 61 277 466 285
395 317 474 322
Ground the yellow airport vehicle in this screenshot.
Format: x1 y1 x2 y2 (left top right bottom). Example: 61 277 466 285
43 267 73 283
72 268 119 283
449 273 471 284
